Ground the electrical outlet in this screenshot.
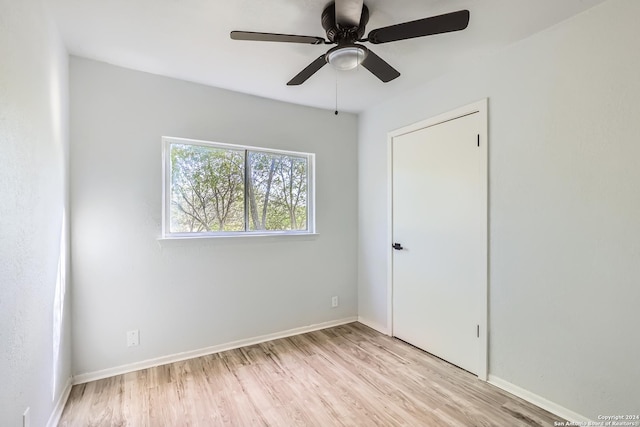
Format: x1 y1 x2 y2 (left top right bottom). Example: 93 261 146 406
23 407 30 427
331 296 339 308
127 330 139 347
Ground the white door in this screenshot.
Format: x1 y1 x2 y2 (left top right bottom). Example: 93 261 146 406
392 111 485 375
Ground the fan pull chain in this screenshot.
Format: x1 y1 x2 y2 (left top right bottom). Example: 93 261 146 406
334 70 339 115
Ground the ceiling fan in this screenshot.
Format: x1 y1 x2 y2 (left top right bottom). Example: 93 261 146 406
230 0 470 86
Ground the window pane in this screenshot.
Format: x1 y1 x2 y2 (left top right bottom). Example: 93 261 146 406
170 143 245 233
248 151 307 231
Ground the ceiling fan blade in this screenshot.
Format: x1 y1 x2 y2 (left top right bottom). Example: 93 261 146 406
287 55 328 86
231 31 325 45
360 49 400 83
367 10 470 44
335 0 364 27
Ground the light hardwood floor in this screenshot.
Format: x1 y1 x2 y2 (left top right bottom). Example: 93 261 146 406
59 322 562 426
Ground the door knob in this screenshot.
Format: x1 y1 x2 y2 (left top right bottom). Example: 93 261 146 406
392 243 404 250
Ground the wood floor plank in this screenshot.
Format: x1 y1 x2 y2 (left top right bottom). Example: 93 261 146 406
58 323 564 426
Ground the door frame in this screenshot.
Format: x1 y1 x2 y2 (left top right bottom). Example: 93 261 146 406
386 99 489 380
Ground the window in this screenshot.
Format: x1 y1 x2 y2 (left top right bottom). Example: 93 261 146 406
162 137 314 237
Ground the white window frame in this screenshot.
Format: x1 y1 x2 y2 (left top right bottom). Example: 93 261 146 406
162 136 315 239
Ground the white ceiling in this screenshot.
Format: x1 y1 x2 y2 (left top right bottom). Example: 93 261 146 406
49 0 607 113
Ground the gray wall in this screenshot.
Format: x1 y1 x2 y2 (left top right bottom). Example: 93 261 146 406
69 57 358 376
358 0 639 419
0 0 72 425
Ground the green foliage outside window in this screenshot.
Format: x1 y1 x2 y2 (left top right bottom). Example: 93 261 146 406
169 142 309 234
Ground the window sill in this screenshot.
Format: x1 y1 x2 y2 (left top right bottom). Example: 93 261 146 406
157 232 319 242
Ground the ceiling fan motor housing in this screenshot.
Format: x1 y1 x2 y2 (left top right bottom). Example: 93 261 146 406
322 3 369 45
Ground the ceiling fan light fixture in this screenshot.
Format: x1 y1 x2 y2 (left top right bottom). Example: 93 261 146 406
326 45 368 71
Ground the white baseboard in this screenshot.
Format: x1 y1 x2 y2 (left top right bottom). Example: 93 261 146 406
73 317 358 385
47 377 72 427
488 375 592 423
357 316 390 335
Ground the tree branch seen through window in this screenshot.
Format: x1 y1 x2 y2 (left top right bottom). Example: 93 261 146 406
165 139 312 236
